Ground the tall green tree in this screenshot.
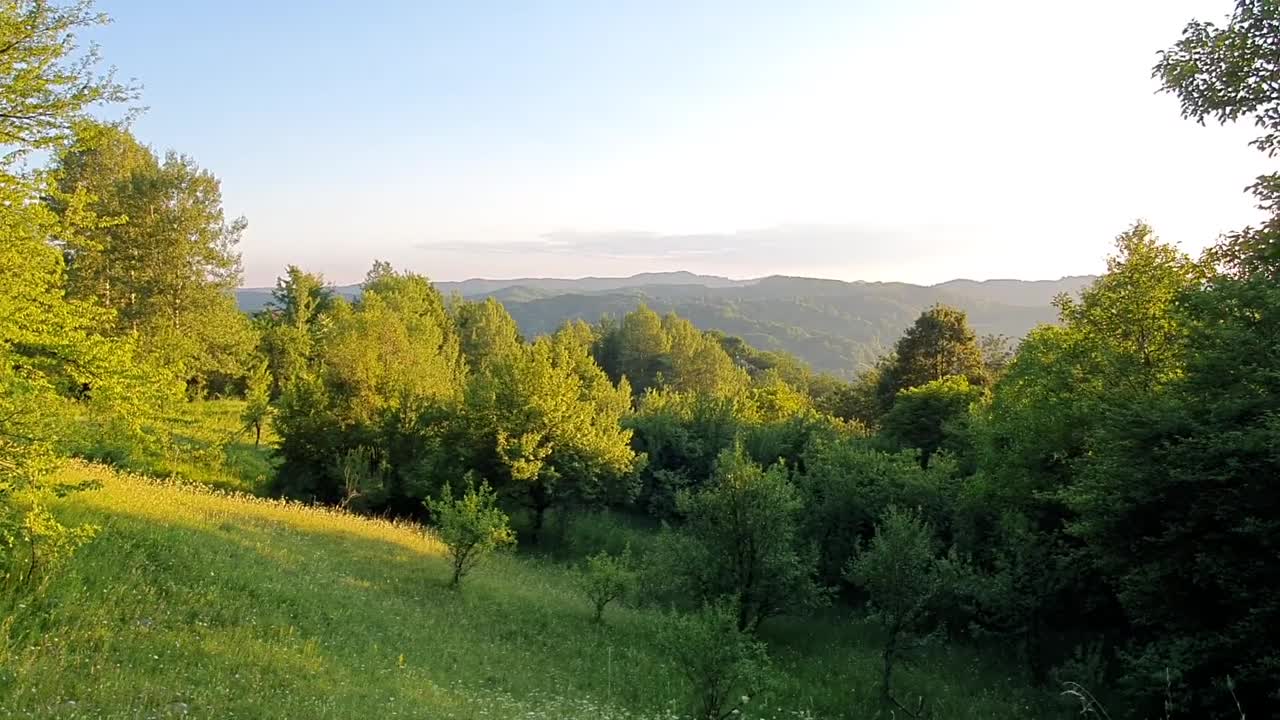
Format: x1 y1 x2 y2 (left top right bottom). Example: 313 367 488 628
49 125 253 391
966 224 1201 686
0 1 134 168
663 314 749 397
257 265 336 394
1046 6 1280 712
453 296 522 373
463 335 636 541
614 305 671 394
877 305 985 408
0 0 173 588
271 264 465 507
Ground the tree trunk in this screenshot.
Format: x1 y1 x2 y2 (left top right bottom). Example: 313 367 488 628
881 628 899 706
529 484 550 545
254 422 261 448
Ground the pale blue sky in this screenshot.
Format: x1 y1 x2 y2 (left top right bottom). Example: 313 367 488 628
95 0 1263 286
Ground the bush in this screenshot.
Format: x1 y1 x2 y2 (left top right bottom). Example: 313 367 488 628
0 500 97 592
657 601 773 720
425 477 515 588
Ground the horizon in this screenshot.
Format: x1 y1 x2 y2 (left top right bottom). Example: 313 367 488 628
96 0 1263 287
236 267 1097 291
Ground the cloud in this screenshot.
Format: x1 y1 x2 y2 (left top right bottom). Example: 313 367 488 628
415 224 935 264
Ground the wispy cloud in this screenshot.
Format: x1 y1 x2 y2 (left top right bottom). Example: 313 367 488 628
415 224 930 263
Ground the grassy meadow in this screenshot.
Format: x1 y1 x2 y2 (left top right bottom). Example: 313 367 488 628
0 403 1063 720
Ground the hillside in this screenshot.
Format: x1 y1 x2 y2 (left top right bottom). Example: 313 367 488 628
2 457 1055 719
236 273 1094 377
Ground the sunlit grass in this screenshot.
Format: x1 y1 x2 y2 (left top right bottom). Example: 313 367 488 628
61 399 278 494
0 461 1061 719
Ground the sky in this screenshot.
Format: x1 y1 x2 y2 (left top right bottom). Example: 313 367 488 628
93 0 1266 287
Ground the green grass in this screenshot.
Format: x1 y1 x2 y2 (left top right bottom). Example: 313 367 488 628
0 457 1065 719
61 399 278 494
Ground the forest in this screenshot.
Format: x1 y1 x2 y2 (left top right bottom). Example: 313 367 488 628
2 1 1278 718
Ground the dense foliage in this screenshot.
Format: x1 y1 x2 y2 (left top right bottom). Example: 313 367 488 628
2 1 1278 718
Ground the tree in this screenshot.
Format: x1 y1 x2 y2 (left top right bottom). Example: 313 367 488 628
663 314 748 397
799 437 956 589
240 360 271 447
667 445 824 632
463 336 636 541
0 0 168 590
271 263 465 508
336 445 385 511
1028 13 1280 711
267 265 335 330
575 545 637 623
881 375 982 469
0 0 135 166
656 601 773 720
453 297 522 373
614 305 671 394
877 305 985 408
978 333 1015 381
257 266 336 395
426 477 515 588
1156 0 1280 282
845 506 949 709
50 124 254 392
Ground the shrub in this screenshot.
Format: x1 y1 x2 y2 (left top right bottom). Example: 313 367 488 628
575 545 637 623
657 601 773 720
0 500 97 592
425 477 515 588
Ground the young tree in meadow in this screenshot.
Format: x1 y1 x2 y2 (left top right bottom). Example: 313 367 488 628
427 477 515 588
667 445 824 632
656 601 773 720
575 545 637 623
336 445 385 511
845 506 949 709
240 360 272 447
877 305 985 408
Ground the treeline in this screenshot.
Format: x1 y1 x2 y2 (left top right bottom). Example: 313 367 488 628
2 0 1278 718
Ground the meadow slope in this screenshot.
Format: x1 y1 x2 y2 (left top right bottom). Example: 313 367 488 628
1 461 1058 719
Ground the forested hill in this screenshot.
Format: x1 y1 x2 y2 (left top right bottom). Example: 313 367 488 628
236 273 1094 377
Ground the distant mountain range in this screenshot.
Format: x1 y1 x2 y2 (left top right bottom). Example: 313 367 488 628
235 272 1094 378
